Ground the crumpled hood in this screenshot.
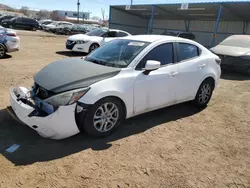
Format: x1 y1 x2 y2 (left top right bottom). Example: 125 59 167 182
67 34 102 41
210 45 250 57
34 57 121 93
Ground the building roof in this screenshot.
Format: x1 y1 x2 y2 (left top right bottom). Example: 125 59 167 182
114 0 250 5
122 35 181 43
111 1 250 21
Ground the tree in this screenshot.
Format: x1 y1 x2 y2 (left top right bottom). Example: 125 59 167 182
38 10 51 19
20 6 29 16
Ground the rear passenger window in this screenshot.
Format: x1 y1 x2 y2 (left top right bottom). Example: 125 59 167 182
117 32 128 37
136 43 174 69
178 43 200 61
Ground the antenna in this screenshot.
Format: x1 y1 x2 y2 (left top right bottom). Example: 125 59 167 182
77 0 80 23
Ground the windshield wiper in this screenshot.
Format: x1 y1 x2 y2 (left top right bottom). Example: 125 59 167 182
86 58 108 66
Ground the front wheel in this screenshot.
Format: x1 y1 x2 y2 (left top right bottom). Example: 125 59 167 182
83 97 125 137
89 43 99 53
193 79 214 108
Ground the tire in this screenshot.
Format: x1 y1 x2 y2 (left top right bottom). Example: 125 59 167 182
0 44 6 58
89 43 99 53
193 78 214 108
83 97 125 137
66 31 71 35
31 27 36 31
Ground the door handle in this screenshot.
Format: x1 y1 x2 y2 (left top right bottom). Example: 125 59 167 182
199 64 206 69
169 71 179 78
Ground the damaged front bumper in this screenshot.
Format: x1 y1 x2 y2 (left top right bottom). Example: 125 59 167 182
9 86 80 140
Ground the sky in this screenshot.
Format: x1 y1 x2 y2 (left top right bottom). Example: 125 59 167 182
0 0 133 18
1 0 250 18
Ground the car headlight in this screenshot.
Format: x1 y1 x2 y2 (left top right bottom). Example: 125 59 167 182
76 40 88 44
44 88 90 108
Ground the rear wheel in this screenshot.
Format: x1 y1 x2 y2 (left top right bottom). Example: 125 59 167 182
0 44 6 58
193 79 214 108
89 43 99 53
83 97 125 137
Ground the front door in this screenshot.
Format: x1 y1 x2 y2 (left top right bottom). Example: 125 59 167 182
133 42 180 115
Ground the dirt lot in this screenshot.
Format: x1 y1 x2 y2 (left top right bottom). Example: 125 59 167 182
0 30 250 188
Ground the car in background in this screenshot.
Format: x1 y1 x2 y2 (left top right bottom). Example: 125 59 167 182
39 19 54 30
55 25 74 35
161 30 196 40
2 17 39 31
57 24 89 35
66 28 131 53
0 15 15 25
210 35 250 74
9 35 221 139
44 21 74 32
68 24 88 35
0 28 20 58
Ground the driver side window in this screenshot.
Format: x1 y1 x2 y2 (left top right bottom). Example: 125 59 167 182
136 43 174 70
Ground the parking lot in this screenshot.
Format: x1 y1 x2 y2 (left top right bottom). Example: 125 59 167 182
0 30 250 188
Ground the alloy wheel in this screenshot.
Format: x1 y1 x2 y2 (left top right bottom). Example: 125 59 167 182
198 84 211 104
93 102 119 132
90 44 98 52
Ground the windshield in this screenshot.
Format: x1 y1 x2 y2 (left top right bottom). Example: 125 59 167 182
50 22 57 26
85 39 150 68
219 35 250 48
86 28 109 36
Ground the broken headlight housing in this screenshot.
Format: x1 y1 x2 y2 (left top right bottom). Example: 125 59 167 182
44 88 90 108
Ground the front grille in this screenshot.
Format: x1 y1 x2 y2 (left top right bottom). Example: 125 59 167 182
66 40 76 50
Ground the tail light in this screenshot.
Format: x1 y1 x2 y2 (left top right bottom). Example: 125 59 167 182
215 58 221 65
7 33 16 37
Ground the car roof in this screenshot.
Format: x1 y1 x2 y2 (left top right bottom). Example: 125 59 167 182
109 29 129 33
122 35 182 43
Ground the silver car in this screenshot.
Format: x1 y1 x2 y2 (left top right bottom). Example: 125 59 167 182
0 27 20 58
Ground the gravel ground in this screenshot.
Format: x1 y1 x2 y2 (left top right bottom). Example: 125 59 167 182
0 30 250 188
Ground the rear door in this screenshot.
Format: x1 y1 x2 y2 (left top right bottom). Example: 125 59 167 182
102 31 118 45
20 18 30 29
14 17 24 29
117 31 129 37
176 42 205 101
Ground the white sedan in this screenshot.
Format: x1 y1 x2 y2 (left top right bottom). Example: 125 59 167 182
0 28 20 58
66 28 131 53
9 35 221 139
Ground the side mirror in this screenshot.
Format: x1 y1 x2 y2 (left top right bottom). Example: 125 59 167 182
143 60 161 75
